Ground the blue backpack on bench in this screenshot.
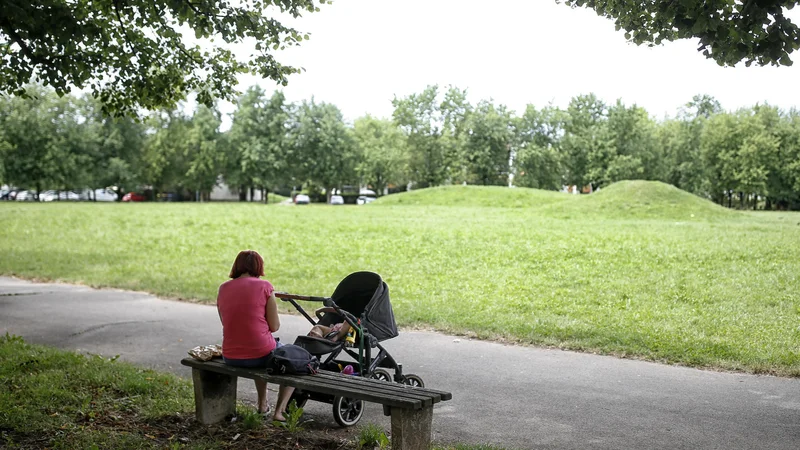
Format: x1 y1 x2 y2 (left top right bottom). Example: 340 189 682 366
265 344 320 375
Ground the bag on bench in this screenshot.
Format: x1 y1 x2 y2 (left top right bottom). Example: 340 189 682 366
265 344 320 375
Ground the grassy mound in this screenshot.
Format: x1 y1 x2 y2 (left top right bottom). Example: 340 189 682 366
377 181 736 221
567 180 738 220
375 185 571 208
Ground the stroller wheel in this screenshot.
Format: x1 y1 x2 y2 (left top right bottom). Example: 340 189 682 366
402 374 425 388
332 396 364 427
370 368 392 382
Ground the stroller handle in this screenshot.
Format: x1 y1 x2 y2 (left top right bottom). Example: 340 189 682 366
274 293 357 331
275 293 328 302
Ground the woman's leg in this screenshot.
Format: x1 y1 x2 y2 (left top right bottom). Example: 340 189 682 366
273 385 296 421
255 379 269 413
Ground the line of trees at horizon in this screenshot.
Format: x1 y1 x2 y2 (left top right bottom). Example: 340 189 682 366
1 84 800 209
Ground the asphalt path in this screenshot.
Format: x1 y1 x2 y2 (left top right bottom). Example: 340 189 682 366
1 277 798 449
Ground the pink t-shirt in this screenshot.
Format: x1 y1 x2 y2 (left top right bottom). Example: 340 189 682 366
217 277 276 360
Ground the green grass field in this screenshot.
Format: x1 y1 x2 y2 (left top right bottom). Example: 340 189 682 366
2 181 799 376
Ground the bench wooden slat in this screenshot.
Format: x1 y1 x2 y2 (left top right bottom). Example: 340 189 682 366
308 372 443 404
184 360 419 410
302 376 435 408
181 357 450 400
181 358 445 410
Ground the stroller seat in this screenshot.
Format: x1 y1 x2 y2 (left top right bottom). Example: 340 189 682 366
294 335 343 356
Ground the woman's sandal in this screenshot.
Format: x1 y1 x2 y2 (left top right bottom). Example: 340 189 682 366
257 404 271 418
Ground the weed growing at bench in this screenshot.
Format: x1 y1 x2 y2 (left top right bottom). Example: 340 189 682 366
236 405 264 430
357 423 390 449
272 400 305 432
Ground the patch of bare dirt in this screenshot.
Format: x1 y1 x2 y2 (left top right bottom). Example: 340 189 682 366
3 412 360 449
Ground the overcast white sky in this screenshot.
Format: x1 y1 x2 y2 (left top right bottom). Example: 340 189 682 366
224 0 800 125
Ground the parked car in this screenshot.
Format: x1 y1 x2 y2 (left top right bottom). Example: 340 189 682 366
294 194 310 205
40 190 80 202
357 195 376 205
330 195 344 205
76 188 119 202
14 190 34 201
94 189 118 202
122 192 146 202
39 190 56 202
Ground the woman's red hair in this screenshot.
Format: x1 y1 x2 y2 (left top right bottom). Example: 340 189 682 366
229 250 265 279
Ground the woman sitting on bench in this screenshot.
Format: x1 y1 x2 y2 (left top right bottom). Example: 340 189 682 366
217 249 294 422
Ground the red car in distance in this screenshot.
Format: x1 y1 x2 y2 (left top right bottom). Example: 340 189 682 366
121 192 146 202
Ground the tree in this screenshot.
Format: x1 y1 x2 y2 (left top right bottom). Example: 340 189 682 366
659 95 723 195
685 94 723 120
514 105 563 190
184 105 223 200
463 100 515 186
290 100 356 201
82 95 147 200
392 85 448 187
562 0 800 66
48 94 99 193
560 93 610 189
352 116 409 195
778 110 800 209
140 108 191 197
602 100 660 183
658 118 704 194
0 86 80 195
1 0 326 116
743 104 789 209
701 112 741 206
225 87 291 202
439 86 473 183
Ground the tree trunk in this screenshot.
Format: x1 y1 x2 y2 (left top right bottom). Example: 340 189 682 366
753 194 757 210
239 185 246 201
766 197 772 210
263 188 269 204
249 186 255 202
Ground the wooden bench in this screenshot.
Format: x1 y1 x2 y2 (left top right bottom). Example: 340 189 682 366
181 357 452 450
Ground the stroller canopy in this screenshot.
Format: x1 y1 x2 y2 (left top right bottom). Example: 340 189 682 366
327 271 398 342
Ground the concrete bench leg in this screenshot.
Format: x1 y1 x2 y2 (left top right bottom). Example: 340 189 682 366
191 368 238 424
390 406 433 450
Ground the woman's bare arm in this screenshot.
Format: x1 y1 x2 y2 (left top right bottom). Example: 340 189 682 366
266 292 280 332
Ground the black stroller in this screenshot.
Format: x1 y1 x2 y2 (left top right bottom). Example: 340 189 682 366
275 271 424 427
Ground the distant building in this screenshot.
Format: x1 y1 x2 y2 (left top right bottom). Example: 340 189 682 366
209 177 264 201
